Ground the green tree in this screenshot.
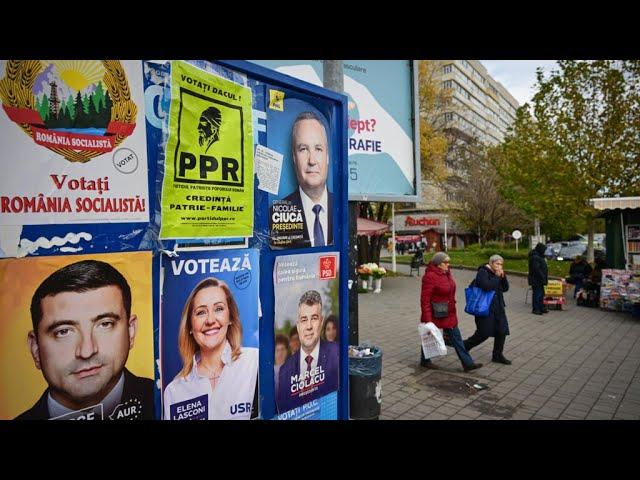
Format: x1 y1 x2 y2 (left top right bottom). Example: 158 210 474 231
93 82 105 112
37 95 49 121
495 60 640 259
82 93 90 114
57 102 71 128
74 91 85 128
98 90 113 127
65 95 75 121
86 95 98 125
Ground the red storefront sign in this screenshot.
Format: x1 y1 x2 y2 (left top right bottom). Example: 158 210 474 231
404 216 440 227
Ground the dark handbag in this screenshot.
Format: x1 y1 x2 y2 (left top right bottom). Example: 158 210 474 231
431 301 449 318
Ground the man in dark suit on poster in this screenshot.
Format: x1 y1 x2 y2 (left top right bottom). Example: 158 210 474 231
277 111 333 248
276 290 339 414
15 260 154 420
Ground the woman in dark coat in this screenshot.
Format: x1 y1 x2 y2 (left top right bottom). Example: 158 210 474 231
420 252 482 372
463 254 511 364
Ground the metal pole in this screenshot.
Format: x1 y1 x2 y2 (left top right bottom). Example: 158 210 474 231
444 215 448 252
391 203 396 273
323 60 352 421
515 238 519 252
621 210 628 269
323 61 357 346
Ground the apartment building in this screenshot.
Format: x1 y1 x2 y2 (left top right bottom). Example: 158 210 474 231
417 60 520 210
399 60 520 249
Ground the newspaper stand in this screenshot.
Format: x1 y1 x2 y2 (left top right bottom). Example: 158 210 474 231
544 278 568 310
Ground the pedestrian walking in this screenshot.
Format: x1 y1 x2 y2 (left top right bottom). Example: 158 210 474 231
420 252 482 372
463 254 512 365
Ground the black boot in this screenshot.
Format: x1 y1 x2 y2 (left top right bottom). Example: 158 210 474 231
492 334 511 364
492 355 512 365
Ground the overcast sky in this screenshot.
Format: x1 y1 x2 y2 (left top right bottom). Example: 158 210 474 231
480 60 559 106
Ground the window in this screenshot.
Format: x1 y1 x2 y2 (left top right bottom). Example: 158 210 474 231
443 80 453 89
446 191 460 202
443 64 452 74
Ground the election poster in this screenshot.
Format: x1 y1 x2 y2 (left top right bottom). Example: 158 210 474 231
252 60 417 201
267 95 334 249
159 61 254 239
0 60 150 225
0 251 155 420
160 248 259 420
273 252 339 418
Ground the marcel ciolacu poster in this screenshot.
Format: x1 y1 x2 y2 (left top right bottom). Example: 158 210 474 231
273 251 339 419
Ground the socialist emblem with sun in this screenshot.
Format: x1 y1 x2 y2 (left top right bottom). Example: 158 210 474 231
0 60 137 163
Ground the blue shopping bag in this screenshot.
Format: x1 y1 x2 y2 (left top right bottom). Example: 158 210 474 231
464 281 495 317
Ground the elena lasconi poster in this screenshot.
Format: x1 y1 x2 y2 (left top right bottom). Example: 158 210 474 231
160 248 259 420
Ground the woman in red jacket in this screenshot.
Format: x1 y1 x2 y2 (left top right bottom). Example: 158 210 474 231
420 252 482 372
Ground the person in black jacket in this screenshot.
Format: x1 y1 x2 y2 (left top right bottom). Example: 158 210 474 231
568 255 592 298
464 255 512 364
15 259 154 420
528 243 549 315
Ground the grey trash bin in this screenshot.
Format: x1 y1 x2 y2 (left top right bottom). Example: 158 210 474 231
348 345 382 420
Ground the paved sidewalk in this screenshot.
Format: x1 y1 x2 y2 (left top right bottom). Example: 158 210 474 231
357 264 640 420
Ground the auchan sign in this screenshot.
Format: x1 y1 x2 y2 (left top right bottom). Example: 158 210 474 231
405 216 440 227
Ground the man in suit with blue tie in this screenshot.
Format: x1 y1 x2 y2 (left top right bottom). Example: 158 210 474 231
282 111 333 247
276 290 339 414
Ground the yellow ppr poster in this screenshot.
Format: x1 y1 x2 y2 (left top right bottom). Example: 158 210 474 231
160 61 254 239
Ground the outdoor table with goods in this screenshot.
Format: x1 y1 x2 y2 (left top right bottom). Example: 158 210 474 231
599 269 640 317
543 278 568 310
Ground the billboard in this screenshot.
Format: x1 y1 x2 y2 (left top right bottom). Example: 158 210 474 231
251 60 419 202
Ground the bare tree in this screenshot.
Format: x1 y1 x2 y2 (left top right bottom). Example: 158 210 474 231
448 141 531 245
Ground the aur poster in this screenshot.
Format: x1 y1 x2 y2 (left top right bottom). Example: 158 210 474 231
0 251 154 420
160 61 254 239
161 248 259 420
273 252 339 418
0 60 149 225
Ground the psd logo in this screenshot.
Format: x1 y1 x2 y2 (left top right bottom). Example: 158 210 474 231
0 60 137 163
319 255 337 280
174 88 245 187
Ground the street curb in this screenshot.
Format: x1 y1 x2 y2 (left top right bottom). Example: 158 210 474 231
380 261 530 278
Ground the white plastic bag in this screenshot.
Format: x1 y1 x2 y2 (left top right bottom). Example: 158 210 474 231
418 322 448 359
